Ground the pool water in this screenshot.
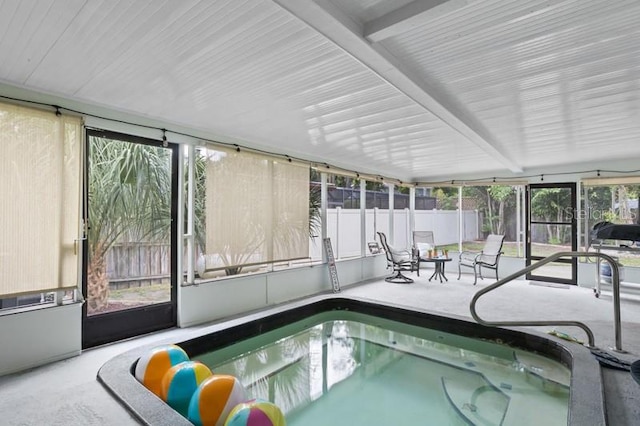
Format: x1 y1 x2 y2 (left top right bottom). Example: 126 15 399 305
195 312 569 426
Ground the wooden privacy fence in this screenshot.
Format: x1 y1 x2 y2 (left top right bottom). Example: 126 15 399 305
106 242 170 289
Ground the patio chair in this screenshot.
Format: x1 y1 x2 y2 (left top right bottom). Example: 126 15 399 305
377 232 418 284
412 231 435 277
457 234 505 285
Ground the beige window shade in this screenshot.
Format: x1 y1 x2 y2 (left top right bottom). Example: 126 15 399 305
0 102 81 297
582 176 640 186
203 147 309 274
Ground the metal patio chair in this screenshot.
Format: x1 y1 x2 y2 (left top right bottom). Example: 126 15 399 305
412 231 435 277
377 232 418 284
458 234 505 285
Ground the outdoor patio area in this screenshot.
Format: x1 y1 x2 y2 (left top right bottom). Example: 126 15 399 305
1 270 639 425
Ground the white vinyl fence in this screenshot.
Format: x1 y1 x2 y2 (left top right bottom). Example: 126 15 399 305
310 208 479 260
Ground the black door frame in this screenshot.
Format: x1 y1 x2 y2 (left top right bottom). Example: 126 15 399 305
525 182 578 285
82 129 178 348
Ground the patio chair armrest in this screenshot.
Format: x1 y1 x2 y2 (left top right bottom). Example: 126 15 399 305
459 251 482 262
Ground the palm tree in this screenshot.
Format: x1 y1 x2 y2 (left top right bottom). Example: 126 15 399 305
191 149 207 253
309 184 321 238
87 137 172 313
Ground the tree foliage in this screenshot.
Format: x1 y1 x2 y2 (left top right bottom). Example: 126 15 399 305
433 187 458 210
87 137 172 311
89 138 172 257
530 188 571 244
458 186 518 238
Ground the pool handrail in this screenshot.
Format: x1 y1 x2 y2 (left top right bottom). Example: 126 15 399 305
470 251 623 351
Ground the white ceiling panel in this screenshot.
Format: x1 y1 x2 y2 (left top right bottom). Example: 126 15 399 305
0 0 510 180
377 0 640 171
0 0 86 83
1 0 640 181
329 0 416 25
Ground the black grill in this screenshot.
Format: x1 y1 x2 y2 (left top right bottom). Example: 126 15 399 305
590 221 640 243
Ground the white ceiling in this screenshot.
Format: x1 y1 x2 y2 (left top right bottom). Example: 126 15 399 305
1 0 639 182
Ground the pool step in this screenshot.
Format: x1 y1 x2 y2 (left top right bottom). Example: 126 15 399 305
441 374 510 426
354 334 569 424
513 352 570 391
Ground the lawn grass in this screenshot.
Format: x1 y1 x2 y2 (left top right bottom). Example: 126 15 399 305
110 283 170 302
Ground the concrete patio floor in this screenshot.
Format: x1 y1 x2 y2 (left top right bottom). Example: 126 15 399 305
1 271 639 425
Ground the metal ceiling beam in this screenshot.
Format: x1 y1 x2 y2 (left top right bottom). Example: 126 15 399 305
364 0 472 43
272 0 522 173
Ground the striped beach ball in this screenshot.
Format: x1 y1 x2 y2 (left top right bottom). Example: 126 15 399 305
134 345 190 397
188 374 247 426
224 399 286 426
161 361 213 417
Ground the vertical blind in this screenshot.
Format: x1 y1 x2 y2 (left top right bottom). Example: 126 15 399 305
203 147 309 272
0 102 82 297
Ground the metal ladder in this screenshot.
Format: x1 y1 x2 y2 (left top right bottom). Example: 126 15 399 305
470 251 623 352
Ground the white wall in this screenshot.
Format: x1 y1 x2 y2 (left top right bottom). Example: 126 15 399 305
0 304 82 376
414 210 479 245
365 209 388 248
178 254 387 327
327 208 362 260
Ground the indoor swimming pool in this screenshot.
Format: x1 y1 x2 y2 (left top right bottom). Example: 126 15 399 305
198 313 570 425
98 297 604 426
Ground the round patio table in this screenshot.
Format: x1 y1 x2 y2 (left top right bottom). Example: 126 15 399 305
420 257 452 283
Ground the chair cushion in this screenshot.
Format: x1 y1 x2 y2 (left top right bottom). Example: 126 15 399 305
390 248 412 262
